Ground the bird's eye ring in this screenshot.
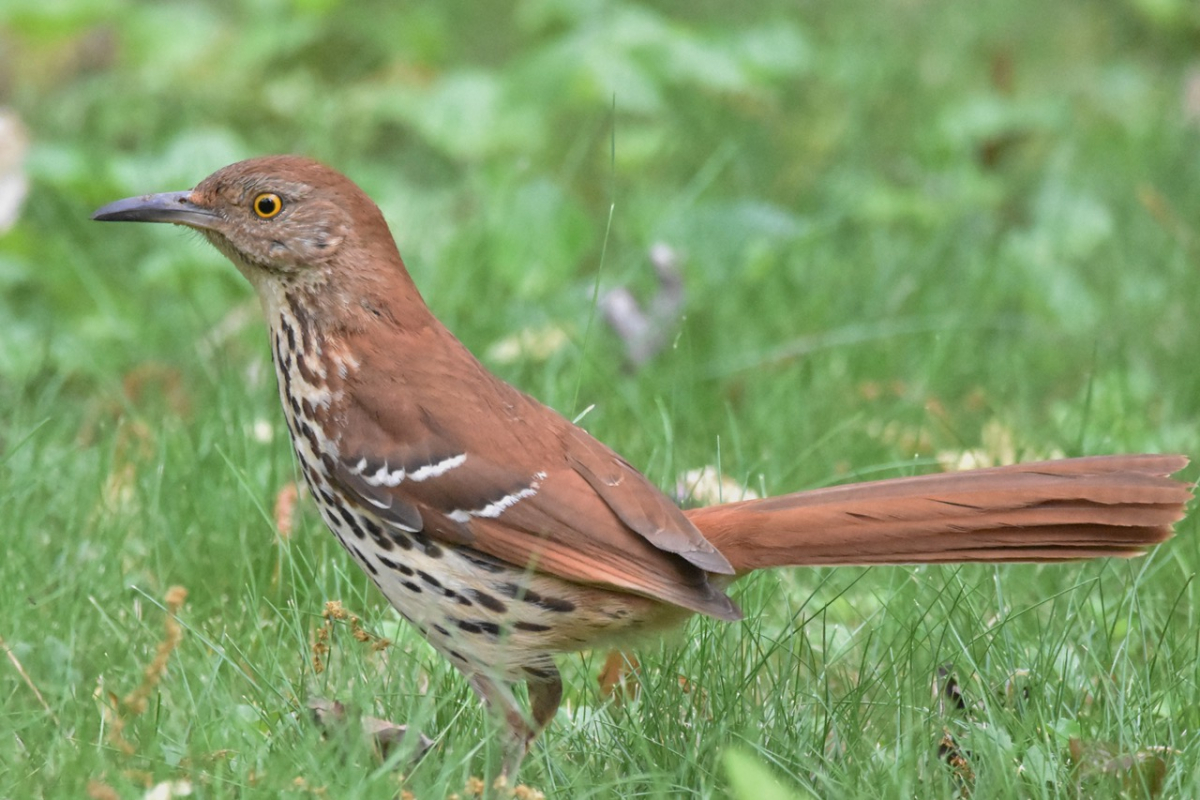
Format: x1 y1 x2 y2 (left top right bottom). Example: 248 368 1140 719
253 193 283 219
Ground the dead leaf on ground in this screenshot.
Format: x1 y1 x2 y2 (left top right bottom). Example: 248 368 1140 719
938 730 976 790
274 482 301 539
486 324 570 364
86 780 120 800
1068 738 1173 797
931 666 975 792
143 780 193 800
0 107 28 233
122 363 191 419
675 466 760 506
598 650 640 704
935 419 1063 472
308 697 433 763
600 242 685 367
933 665 967 714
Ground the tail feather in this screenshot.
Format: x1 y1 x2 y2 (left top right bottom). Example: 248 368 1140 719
685 455 1192 573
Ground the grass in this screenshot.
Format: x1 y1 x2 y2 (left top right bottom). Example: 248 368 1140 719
4 0 1200 797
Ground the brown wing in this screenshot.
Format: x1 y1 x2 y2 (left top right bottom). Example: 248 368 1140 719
329 328 740 621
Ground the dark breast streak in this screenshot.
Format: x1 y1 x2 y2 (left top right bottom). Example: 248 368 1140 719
266 307 668 683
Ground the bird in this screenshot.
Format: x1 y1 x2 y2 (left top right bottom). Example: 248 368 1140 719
93 156 1192 778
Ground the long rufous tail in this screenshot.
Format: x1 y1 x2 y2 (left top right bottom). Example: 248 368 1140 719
685 455 1192 574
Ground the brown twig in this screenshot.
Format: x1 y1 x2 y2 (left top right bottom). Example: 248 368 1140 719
0 633 59 726
123 586 188 714
100 586 189 756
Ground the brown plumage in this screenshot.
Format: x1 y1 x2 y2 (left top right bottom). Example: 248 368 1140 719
691 454 1186 570
92 156 1192 778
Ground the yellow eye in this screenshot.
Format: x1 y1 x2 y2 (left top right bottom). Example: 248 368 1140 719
252 192 283 219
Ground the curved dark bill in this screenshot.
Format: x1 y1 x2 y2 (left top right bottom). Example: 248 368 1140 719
91 191 219 229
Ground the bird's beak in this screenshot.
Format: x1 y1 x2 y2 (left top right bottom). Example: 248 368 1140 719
91 191 220 230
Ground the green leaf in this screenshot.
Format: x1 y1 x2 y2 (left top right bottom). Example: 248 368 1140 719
724 748 814 800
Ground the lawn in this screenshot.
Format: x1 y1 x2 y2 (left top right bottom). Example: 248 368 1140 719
3 1 1200 797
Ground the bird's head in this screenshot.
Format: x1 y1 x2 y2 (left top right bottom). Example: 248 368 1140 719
92 156 406 299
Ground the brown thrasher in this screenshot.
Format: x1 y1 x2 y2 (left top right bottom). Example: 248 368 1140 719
94 156 1191 776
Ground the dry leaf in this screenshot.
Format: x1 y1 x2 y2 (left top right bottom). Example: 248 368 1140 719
0 108 28 233
866 418 934 457
931 666 975 792
936 419 1063 472
938 730 976 788
600 242 685 367
598 650 640 704
1184 66 1200 126
143 780 193 800
308 697 433 762
933 665 967 714
486 325 570 364
86 780 120 800
122 364 191 418
1068 738 1172 797
274 482 300 539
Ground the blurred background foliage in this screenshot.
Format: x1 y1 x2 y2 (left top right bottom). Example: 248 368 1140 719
4 0 1199 409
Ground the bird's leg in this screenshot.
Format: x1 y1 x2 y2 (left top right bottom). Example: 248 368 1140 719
469 666 563 783
470 673 535 783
